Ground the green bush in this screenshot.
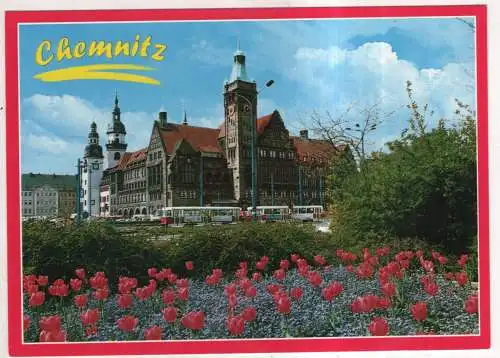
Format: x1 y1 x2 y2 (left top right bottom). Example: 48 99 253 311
327 87 477 257
23 220 167 288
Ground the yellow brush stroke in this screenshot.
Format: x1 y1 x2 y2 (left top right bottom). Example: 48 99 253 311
34 64 160 85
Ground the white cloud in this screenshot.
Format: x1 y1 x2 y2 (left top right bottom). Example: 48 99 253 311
21 94 158 173
25 134 69 154
290 41 474 123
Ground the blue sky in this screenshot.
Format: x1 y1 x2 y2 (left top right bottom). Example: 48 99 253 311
19 17 476 174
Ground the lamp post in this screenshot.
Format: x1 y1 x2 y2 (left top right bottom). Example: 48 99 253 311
76 158 81 222
234 79 274 218
199 154 204 207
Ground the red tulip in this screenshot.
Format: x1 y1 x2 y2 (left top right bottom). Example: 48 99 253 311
239 278 252 291
224 284 237 297
291 254 300 263
322 281 344 302
162 288 176 305
29 292 45 307
39 329 66 342
162 306 178 323
255 261 267 271
411 302 428 321
377 296 391 310
185 261 194 271
444 272 455 281
176 279 189 288
381 282 396 297
227 315 245 336
39 315 62 332
25 283 39 295
178 287 189 301
280 259 290 270
276 295 291 315
438 256 448 265
80 309 100 326
74 294 88 308
167 273 177 284
266 284 282 295
240 306 257 322
356 262 374 279
181 311 205 331
273 269 286 281
465 295 478 314
70 278 82 292
245 285 257 298
117 293 133 309
228 294 238 308
290 287 303 300
23 315 30 333
75 268 86 280
147 267 158 278
85 324 97 337
368 317 389 336
239 261 248 270
89 272 108 289
424 282 439 296
421 260 434 273
307 271 323 287
252 272 262 282
94 287 109 301
314 255 326 265
456 272 468 286
117 315 138 333
458 254 469 267
48 282 69 297
37 275 48 286
212 268 223 278
144 326 163 340
205 274 221 286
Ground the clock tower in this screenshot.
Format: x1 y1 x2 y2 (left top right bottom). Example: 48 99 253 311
223 44 257 204
105 93 128 169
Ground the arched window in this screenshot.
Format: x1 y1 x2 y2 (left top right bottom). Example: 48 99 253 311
114 152 121 160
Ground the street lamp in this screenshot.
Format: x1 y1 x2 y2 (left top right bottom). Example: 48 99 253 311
234 79 274 218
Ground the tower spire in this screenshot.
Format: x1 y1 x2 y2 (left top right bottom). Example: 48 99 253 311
230 39 249 82
181 100 188 125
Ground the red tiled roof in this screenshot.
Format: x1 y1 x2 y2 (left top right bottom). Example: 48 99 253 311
116 152 133 170
292 137 344 164
256 113 274 135
160 124 222 154
218 111 276 139
125 148 147 166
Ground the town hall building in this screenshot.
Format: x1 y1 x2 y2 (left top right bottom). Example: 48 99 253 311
80 46 343 217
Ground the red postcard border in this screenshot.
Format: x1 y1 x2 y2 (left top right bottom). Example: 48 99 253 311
5 5 490 356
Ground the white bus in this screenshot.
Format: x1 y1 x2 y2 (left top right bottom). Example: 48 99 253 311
248 206 290 222
158 206 240 225
291 205 323 222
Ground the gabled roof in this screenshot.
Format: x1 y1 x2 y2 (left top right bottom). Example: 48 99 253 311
22 173 76 191
218 110 279 139
160 124 222 154
125 148 147 167
292 137 345 164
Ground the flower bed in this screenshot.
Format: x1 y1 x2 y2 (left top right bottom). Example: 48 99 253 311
23 248 478 342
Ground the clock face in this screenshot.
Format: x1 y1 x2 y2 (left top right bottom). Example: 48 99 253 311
244 104 250 113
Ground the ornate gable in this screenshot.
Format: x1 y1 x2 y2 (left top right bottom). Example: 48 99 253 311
258 110 294 150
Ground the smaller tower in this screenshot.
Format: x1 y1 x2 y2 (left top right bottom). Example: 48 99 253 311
105 92 127 169
81 122 104 218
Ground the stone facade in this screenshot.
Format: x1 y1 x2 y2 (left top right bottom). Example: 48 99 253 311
98 46 341 216
21 173 77 218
